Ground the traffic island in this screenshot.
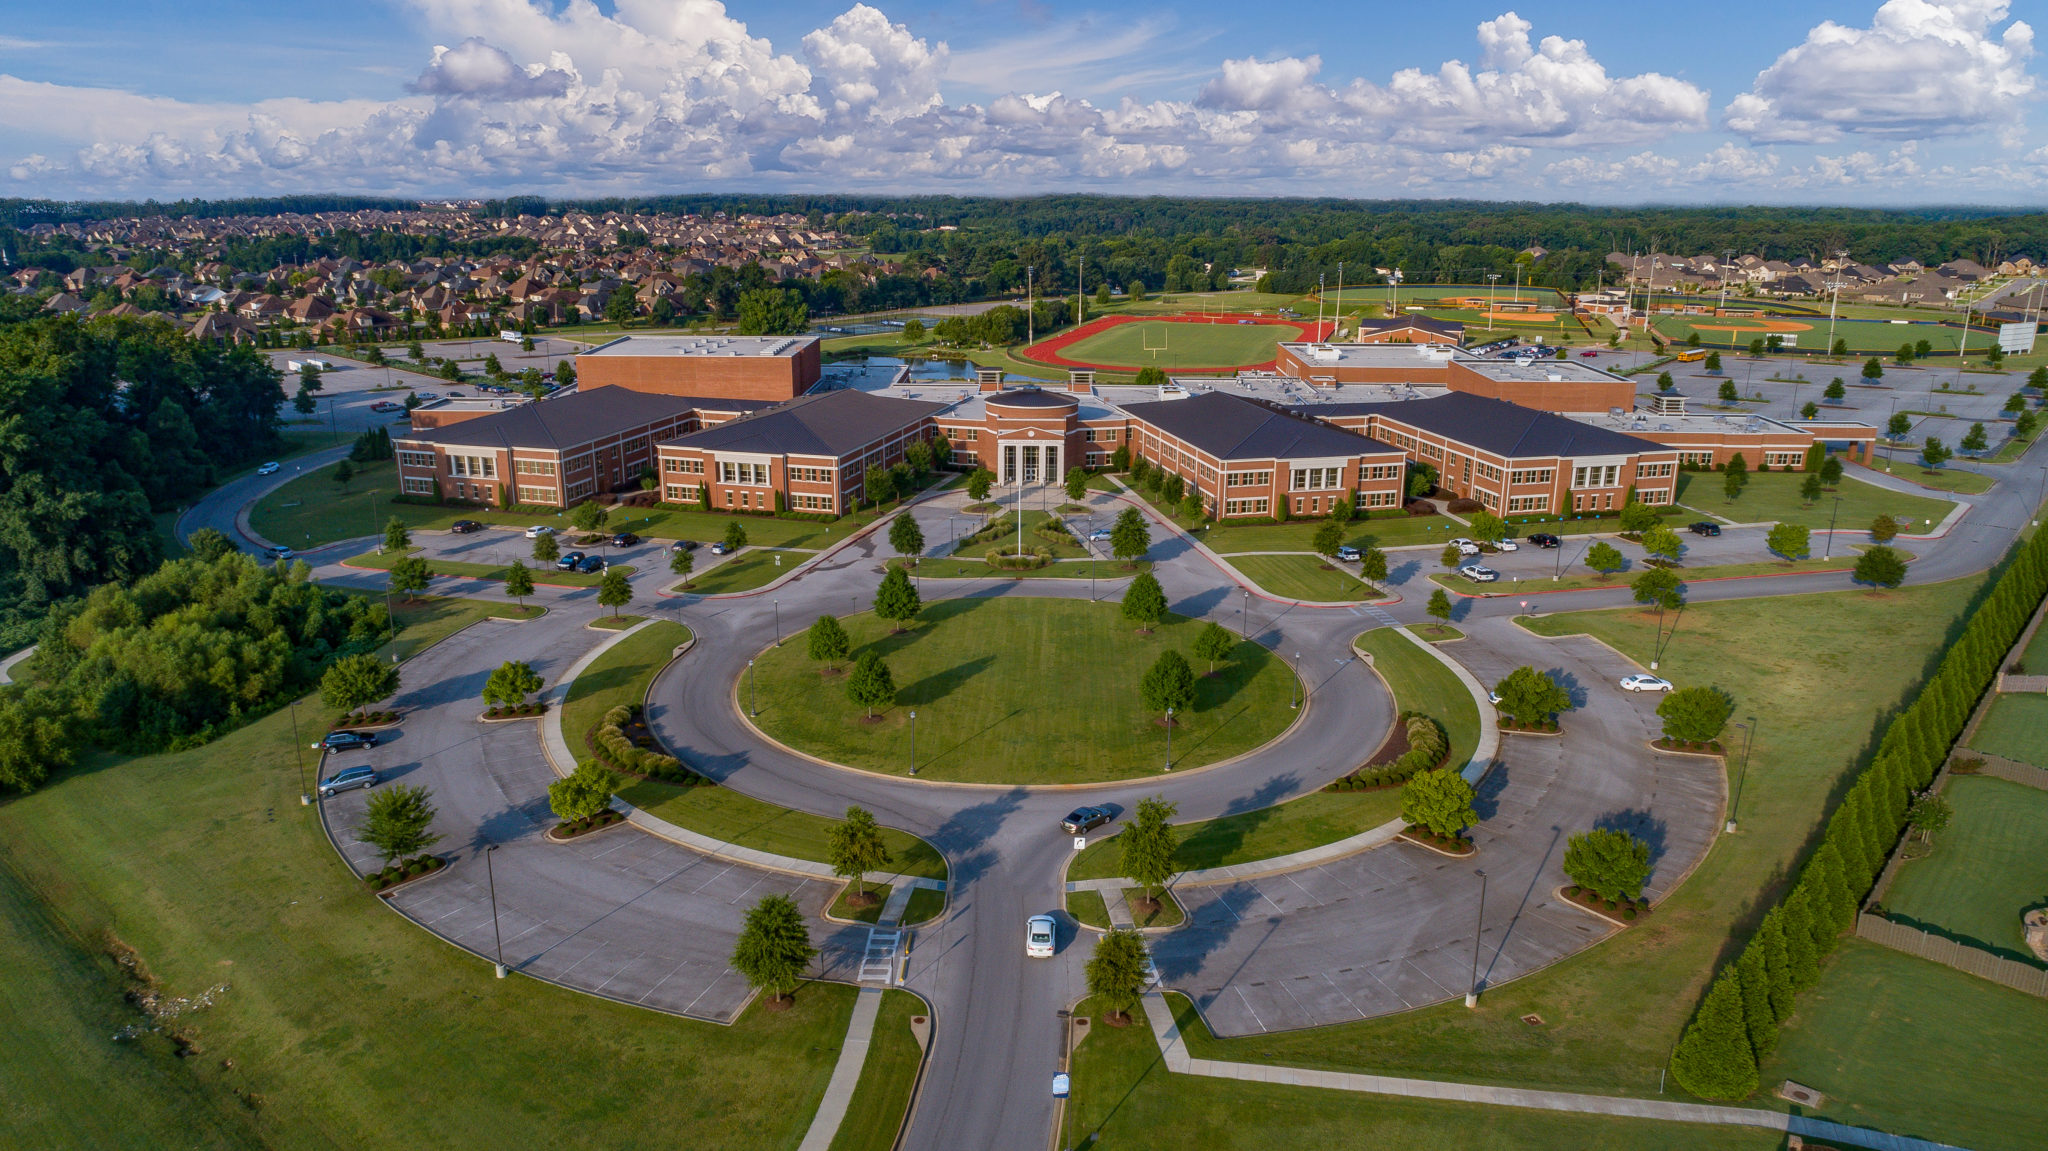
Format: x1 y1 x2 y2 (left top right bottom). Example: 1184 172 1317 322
546 810 626 841
1558 884 1652 926
366 853 446 893
1397 827 1474 857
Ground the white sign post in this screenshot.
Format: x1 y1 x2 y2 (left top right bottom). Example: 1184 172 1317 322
1073 837 1086 852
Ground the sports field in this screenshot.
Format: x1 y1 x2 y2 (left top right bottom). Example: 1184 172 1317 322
1652 314 1978 355
1021 313 1330 373
1324 285 1579 334
1882 774 2048 959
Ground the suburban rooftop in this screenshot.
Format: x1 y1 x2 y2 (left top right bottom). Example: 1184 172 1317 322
579 334 822 358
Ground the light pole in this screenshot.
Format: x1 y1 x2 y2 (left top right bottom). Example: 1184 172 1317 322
485 844 507 978
1727 717 1757 833
1464 869 1488 1008
290 700 309 805
773 598 781 646
748 658 757 718
1486 272 1500 332
1823 495 1842 559
909 710 918 775
1291 652 1301 709
1241 588 1249 639
1164 706 1174 771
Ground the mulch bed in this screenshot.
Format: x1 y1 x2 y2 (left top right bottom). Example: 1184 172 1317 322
1499 718 1561 734
332 710 400 729
1398 827 1474 856
1561 885 1651 924
482 703 547 720
366 854 445 892
548 810 625 840
1652 737 1726 755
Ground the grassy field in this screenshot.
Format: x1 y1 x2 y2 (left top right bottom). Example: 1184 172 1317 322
560 621 692 754
1066 627 1470 881
1428 547 1907 597
2023 614 2048 670
0 599 866 1151
1201 513 1466 554
1894 466 1997 494
887 556 1152 581
1673 470 1952 529
1067 889 1111 928
622 781 947 881
1881 775 2048 957
1163 576 1988 1100
674 548 812 595
1061 994 1778 1151
1052 319 1297 370
1229 554 1379 601
1968 694 2048 766
346 547 633 588
826 990 926 1151
252 460 879 549
748 599 1300 784
1762 941 2048 1151
1651 314 1969 356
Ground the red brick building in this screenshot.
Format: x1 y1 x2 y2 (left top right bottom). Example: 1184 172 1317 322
653 389 946 515
1121 391 1409 519
576 335 823 401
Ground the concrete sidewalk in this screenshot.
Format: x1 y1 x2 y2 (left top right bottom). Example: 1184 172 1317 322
797 988 886 1151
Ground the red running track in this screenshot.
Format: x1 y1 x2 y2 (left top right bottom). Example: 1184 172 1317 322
1018 313 1335 373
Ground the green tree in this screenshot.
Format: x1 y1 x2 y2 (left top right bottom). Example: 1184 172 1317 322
1311 519 1344 559
187 528 235 562
1141 649 1197 715
730 893 816 1004
1886 412 1912 440
482 659 544 707
549 761 621 822
1906 792 1953 839
597 567 632 617
736 288 809 336
320 652 400 713
1406 460 1437 499
1159 473 1184 505
357 784 443 864
1819 456 1843 486
1329 495 1353 524
1639 524 1683 564
1801 401 1820 419
901 317 926 341
864 464 895 506
807 614 852 666
1120 796 1180 908
1086 929 1151 1024
570 500 610 533
1704 351 1721 372
1632 565 1683 614
387 555 432 601
298 362 323 392
1065 466 1088 502
1748 338 1765 357
332 458 355 492
966 466 994 501
1861 357 1884 381
1359 546 1388 585
1765 521 1810 560
1658 685 1733 743
1920 436 1952 469
1656 371 1674 392
1493 665 1571 726
503 558 535 606
1854 545 1907 588
1426 587 1453 629
604 291 637 325
1467 510 1507 545
1735 945 1778 1061
1563 828 1653 902
828 806 892 902
1960 422 1988 454
1757 908 1794 1020
1193 621 1235 674
845 650 896 718
1121 571 1169 631
722 519 749 552
1831 337 1849 358
1617 500 1659 534
1823 378 1846 401
889 514 925 564
1401 767 1478 838
1110 507 1151 565
556 359 576 387
1718 379 1739 403
533 532 560 564
668 547 693 587
1440 542 1464 569
1668 972 1758 1100
1585 540 1626 575
382 516 411 553
873 566 923 630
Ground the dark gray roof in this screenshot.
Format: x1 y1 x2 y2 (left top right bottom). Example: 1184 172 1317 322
1298 392 1665 459
1123 391 1390 462
986 387 1078 409
397 387 761 451
661 389 944 458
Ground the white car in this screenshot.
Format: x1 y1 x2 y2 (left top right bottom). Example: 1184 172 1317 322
1491 539 1519 552
1025 914 1056 959
268 545 294 560
1620 674 1674 693
524 525 556 539
256 461 280 475
1448 538 1481 555
1457 564 1499 583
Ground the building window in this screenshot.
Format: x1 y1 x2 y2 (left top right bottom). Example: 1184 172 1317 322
1223 498 1270 516
662 457 705 475
1636 462 1675 478
724 489 735 507
1225 471 1272 488
1364 491 1400 508
1571 464 1620 488
514 459 557 476
719 461 769 485
1764 452 1803 469
517 485 555 505
1507 495 1549 513
564 480 594 502
1363 463 1401 480
1639 488 1671 505
398 450 436 469
1290 466 1341 491
402 477 437 495
1508 468 1554 486
793 494 834 511
622 437 649 455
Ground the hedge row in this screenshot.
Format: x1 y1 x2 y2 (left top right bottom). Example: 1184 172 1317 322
1668 525 2048 1100
1326 713 1448 790
985 546 1052 570
591 703 708 785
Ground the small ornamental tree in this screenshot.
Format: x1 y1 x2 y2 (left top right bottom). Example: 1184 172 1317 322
1110 507 1151 565
1109 445 1131 472
332 459 355 492
1329 495 1353 524
1193 621 1235 674
1960 423 1989 454
888 513 925 564
1140 650 1197 716
533 532 560 564
1824 378 1846 401
321 653 400 713
1618 500 1659 534
966 466 995 501
1639 524 1684 564
846 650 896 718
1801 401 1820 419
1585 541 1626 575
1718 379 1739 403
569 500 610 534
1065 466 1088 502
1656 371 1674 392
357 784 443 864
549 761 621 822
1853 545 1907 588
722 519 748 552
1426 587 1453 629
1311 520 1344 559
873 566 923 631
1861 357 1883 381
669 547 693 587
1401 767 1478 839
1886 412 1912 440
1906 793 1953 840
388 555 432 601
730 894 816 1005
827 806 892 904
1632 565 1684 614
383 516 411 553
1467 510 1507 545
1669 972 1759 1100
1832 337 1849 357
1658 685 1734 744
1119 796 1180 910
1920 436 1952 470
1563 827 1653 902
597 567 632 617
1870 513 1899 542
863 464 894 505
1360 546 1388 585
503 559 535 606
1493 665 1571 727
1086 929 1151 1025
1440 542 1464 569
1704 351 1721 372
1819 455 1843 486
807 614 851 668
1121 571 1169 631
482 659 544 707
1765 521 1811 561
1159 473 1184 506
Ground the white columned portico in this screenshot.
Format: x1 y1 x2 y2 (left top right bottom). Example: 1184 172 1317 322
997 436 1060 486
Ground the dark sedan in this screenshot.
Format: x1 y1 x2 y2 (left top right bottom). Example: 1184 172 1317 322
1526 532 1561 549
317 731 379 752
611 531 641 547
575 554 608 574
555 550 585 571
1689 521 1722 537
1061 806 1112 834
450 520 483 534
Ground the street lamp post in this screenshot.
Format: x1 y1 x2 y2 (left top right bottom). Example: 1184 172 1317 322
1727 717 1757 833
1464 869 1488 1008
1241 588 1249 639
748 658 757 718
1293 652 1303 709
1164 707 1174 771
773 598 781 646
1823 495 1842 559
290 700 309 805
485 844 507 978
909 710 918 775
1486 273 1500 333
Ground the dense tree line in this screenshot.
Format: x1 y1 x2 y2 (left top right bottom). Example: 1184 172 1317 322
0 194 415 229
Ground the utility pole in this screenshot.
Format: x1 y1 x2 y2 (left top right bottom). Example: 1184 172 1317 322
1464 869 1488 1008
1334 262 1343 337
1026 265 1034 347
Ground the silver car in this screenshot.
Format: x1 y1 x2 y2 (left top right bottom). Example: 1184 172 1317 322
318 765 379 798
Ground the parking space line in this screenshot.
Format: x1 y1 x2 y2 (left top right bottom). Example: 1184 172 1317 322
1232 985 1267 1032
555 940 609 979
1319 971 1367 1018
591 952 645 994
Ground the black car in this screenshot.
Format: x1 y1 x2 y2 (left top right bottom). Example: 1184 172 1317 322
1688 521 1722 537
1061 806 1112 834
318 731 379 753
555 550 585 571
1526 532 1561 549
611 531 640 547
575 554 607 574
450 519 483 534
669 539 699 553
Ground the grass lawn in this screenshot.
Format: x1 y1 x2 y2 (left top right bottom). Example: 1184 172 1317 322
673 548 810 595
902 887 945 926
487 603 548 621
1674 470 1951 530
1431 547 1908 597
1881 775 2048 958
561 621 692 753
1416 624 1465 641
621 781 947 881
950 508 1092 559
252 460 879 549
749 599 1300 784
1062 994 1778 1151
0 613 864 1151
1067 627 1466 882
1897 466 1995 494
589 613 646 629
825 990 926 1151
2023 614 2048 670
888 557 1152 581
1202 513 1466 555
1762 941 2048 1151
1067 889 1112 928
1124 888 1184 928
345 547 633 588
1055 319 1293 370
1229 554 1379 602
1967 694 2048 767
829 882 893 924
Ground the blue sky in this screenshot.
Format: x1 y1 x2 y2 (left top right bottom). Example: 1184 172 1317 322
0 1 2039 203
